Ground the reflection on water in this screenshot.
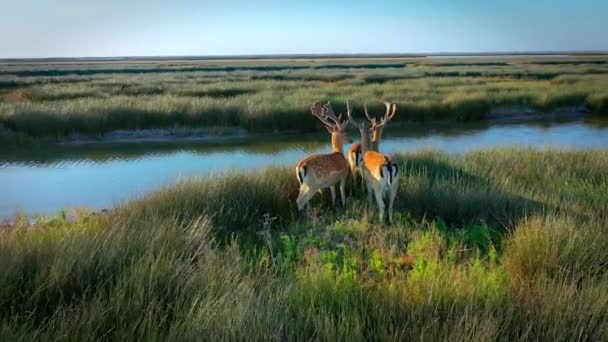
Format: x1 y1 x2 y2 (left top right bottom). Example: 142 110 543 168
1 118 607 217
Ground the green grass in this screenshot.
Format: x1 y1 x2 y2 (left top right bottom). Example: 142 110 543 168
1 148 607 340
1 57 608 142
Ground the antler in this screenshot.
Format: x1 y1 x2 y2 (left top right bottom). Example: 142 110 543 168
323 101 349 130
346 99 368 131
381 101 397 124
364 101 397 130
311 100 349 131
363 103 377 127
311 101 337 128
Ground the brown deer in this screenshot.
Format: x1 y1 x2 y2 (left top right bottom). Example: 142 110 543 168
346 99 399 224
295 101 353 211
347 101 397 190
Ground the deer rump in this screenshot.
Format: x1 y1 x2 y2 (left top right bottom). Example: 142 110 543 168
350 144 363 168
362 158 397 188
381 161 399 186
296 165 306 185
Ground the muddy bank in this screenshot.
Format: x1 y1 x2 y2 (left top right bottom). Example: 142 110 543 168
61 106 593 145
60 126 251 145
487 105 590 122
1 105 595 146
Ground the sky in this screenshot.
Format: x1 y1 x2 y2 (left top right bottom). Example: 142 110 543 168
2 0 607 58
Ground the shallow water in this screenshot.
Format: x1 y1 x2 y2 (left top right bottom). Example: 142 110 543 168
1 118 607 218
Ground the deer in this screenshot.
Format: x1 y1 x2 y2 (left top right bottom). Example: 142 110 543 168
347 141 365 190
346 99 399 224
347 101 397 191
366 101 397 152
295 100 353 212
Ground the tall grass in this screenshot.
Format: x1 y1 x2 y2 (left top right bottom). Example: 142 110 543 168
1 57 608 141
1 148 607 340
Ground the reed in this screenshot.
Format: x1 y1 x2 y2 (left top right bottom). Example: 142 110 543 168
1 57 607 141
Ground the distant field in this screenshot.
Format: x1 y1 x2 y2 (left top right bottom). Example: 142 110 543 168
1 56 607 143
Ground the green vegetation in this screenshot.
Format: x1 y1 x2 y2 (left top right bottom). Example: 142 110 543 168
1 57 608 143
2 148 607 340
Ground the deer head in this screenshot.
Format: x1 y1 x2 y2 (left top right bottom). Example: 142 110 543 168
311 100 353 149
363 101 397 151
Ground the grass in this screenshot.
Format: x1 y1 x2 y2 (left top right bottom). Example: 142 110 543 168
1 148 607 340
1 56 608 142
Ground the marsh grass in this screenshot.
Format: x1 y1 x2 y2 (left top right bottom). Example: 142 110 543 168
1 148 607 340
1 57 608 141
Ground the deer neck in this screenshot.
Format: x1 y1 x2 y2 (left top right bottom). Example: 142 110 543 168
359 129 372 154
331 132 344 154
371 127 383 152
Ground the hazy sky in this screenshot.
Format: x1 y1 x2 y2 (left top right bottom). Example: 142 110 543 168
2 0 607 58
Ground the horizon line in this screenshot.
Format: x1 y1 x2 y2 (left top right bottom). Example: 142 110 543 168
2 50 608 63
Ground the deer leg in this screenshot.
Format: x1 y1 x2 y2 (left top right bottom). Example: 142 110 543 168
298 190 317 212
373 187 386 224
362 171 373 204
360 168 366 192
366 180 374 205
388 180 399 225
296 185 307 211
339 177 346 206
296 185 316 211
330 186 336 207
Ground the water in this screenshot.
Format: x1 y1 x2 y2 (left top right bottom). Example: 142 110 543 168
427 54 570 59
1 118 607 218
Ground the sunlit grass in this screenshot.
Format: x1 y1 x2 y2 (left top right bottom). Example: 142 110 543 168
1 148 607 339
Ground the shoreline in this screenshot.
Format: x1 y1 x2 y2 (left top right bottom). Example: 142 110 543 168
2 105 594 147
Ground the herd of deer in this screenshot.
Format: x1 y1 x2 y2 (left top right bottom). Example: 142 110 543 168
295 99 399 224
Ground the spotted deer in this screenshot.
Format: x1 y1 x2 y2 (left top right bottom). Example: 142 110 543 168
346 99 399 224
295 101 353 211
347 102 397 190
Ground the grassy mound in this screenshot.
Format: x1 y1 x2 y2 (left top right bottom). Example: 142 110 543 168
1 149 607 340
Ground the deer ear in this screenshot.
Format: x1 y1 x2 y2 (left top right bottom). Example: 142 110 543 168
325 126 333 134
